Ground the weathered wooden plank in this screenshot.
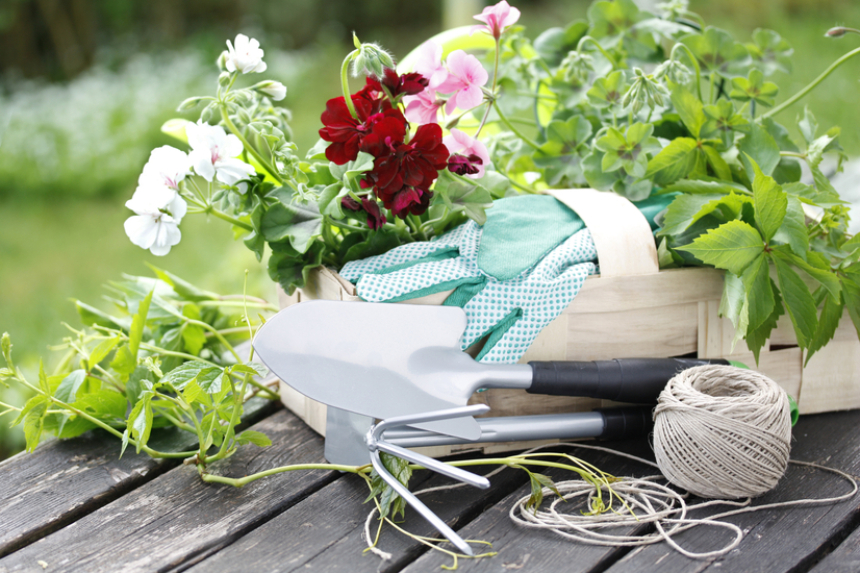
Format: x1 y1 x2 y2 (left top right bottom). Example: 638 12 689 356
0 409 329 573
397 438 658 572
599 410 860 573
0 396 278 559
808 516 860 573
183 462 528 573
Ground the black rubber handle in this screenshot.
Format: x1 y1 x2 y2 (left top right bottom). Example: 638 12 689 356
527 358 730 403
597 406 654 440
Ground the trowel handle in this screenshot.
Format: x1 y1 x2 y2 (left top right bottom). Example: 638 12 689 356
527 358 730 403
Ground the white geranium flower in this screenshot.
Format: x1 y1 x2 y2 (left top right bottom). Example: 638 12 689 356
185 121 256 185
225 34 267 74
138 145 191 190
124 185 187 256
256 80 287 101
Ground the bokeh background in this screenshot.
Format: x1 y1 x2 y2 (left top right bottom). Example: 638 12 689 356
1 0 859 456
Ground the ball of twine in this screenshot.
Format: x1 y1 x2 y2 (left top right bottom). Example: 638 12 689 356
653 364 792 499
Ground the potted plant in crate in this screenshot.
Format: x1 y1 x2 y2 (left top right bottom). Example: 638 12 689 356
120 1 860 419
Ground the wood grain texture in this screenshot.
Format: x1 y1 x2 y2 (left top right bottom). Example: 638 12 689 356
600 410 860 573
0 396 278 559
548 188 660 278
0 410 332 573
808 514 860 573
800 339 860 414
399 438 658 572
183 463 528 573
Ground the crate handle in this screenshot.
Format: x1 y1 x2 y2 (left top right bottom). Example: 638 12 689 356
547 189 660 278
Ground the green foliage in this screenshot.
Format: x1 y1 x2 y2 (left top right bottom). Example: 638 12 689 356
365 452 413 520
1 270 276 461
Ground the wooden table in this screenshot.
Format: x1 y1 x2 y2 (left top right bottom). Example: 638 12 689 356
1 399 859 573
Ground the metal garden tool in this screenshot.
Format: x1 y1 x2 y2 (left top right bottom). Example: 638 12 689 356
325 404 655 466
253 299 732 437
365 403 492 556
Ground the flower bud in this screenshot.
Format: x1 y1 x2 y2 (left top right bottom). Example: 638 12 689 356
177 96 205 112
252 80 287 101
352 42 396 79
654 59 691 85
218 71 233 87
560 50 594 84
216 51 229 71
826 27 847 38
1 332 12 367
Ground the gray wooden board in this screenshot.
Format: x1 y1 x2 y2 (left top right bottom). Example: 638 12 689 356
808 513 860 573
0 395 278 559
398 439 659 572
0 409 330 573
600 410 860 573
183 460 529 573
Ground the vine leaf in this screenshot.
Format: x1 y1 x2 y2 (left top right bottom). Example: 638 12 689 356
676 220 764 275
645 137 698 187
773 256 819 349
806 292 844 366
749 157 787 242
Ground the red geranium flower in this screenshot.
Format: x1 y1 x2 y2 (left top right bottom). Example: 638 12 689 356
341 195 387 230
362 123 449 218
447 153 483 176
318 96 406 165
379 68 429 98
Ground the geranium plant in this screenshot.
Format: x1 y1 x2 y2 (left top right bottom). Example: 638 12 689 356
122 0 860 366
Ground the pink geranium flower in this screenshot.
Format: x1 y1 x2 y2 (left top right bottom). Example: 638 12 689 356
413 41 448 90
436 50 488 114
443 128 491 179
472 1 521 39
404 89 445 125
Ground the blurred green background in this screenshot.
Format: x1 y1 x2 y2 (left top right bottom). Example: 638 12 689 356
1 0 859 457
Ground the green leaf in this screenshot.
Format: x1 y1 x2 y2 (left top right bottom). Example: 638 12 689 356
195 367 224 394
670 85 706 138
586 70 627 109
88 337 119 371
748 28 793 76
329 151 374 182
720 271 746 332
317 184 348 219
127 392 154 453
23 399 48 452
645 138 698 186
1 332 11 368
797 106 819 146
773 256 818 348
729 69 778 107
110 345 137 378
841 276 860 340
434 170 494 225
806 293 844 366
746 283 785 364
741 254 775 331
738 123 780 178
267 240 325 295
702 145 732 181
11 394 47 428
182 379 204 405
662 178 750 196
55 369 88 405
161 361 210 389
702 99 749 150
365 452 413 520
236 430 272 447
659 193 723 236
75 301 129 331
260 187 323 253
681 26 750 77
748 158 787 242
773 250 841 302
148 267 219 301
38 361 50 395
772 196 808 259
533 21 589 66
50 390 127 439
676 220 764 275
129 289 153 361
125 366 153 405
525 471 563 513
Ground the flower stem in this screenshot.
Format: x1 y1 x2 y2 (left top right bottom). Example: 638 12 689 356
207 207 254 232
493 101 540 150
341 51 359 119
199 462 366 487
762 45 860 119
219 106 285 186
670 43 703 102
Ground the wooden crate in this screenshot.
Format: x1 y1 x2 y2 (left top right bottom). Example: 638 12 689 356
276 189 860 455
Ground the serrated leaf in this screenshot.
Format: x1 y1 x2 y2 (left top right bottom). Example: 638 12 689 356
681 26 750 77
841 277 860 340
38 361 50 395
160 361 210 389
195 367 224 394
702 145 732 181
182 379 204 404
741 254 775 332
181 324 206 356
645 138 698 186
87 337 119 371
806 293 844 366
23 399 48 452
127 392 154 453
660 192 751 236
365 452 413 521
11 394 47 427
746 282 785 364
129 290 153 359
434 170 493 225
773 250 841 302
54 369 88 435
729 69 778 107
772 196 808 258
110 345 137 378
720 271 746 332
670 86 706 138
662 178 750 195
773 256 818 348
748 158 787 242
676 220 764 275
236 430 272 447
